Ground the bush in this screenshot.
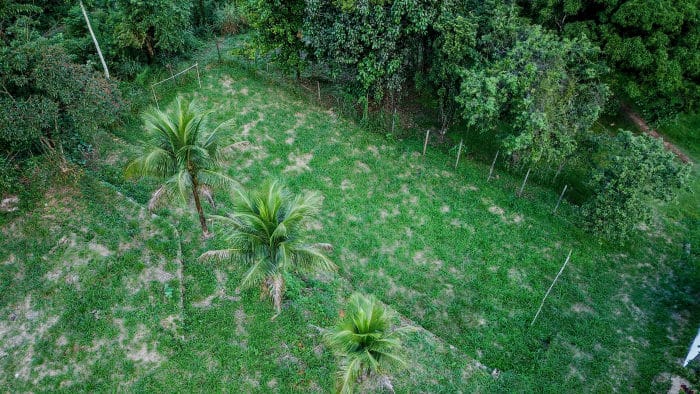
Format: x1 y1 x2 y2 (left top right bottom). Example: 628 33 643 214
214 3 247 35
0 155 17 195
582 130 690 241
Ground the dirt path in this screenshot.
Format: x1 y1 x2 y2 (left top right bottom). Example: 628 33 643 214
621 105 692 164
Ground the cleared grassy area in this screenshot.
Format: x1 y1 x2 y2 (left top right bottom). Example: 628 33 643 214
1 41 698 391
659 113 700 160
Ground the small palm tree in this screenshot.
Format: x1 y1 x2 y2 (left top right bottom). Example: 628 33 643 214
126 97 235 236
199 180 336 314
324 293 416 394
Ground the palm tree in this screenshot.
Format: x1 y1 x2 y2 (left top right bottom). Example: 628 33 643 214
324 293 416 394
199 180 336 314
126 97 235 236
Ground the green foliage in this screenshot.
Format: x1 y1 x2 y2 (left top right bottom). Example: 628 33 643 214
0 19 121 158
582 130 690 241
125 97 236 234
243 0 307 75
0 0 40 33
427 1 479 130
324 293 415 394
113 0 194 60
200 180 336 314
519 0 700 121
304 0 437 105
214 2 248 35
0 154 16 193
456 7 608 165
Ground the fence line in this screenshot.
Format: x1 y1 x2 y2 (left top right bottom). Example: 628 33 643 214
150 63 202 109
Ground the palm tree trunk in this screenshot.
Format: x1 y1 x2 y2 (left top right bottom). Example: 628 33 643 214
191 175 209 235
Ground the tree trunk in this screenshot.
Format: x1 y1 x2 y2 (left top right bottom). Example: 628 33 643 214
144 27 156 62
191 174 209 236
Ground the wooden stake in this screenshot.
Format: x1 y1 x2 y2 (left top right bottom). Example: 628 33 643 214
531 250 572 327
487 150 499 182
455 139 463 169
422 130 430 156
196 63 202 89
317 81 321 102
80 1 109 80
151 86 159 110
518 167 531 197
553 161 565 183
553 184 568 214
215 39 222 63
391 107 397 134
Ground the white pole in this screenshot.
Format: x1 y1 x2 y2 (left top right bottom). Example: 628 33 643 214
151 86 159 109
455 139 463 169
531 250 572 327
553 184 568 214
80 1 110 80
422 130 430 156
487 150 499 181
518 167 531 197
196 63 202 89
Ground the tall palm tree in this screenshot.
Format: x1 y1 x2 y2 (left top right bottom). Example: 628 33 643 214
199 180 336 314
126 97 235 236
324 293 416 394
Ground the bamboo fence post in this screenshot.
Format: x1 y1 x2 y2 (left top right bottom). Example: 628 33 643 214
391 107 397 134
151 86 159 109
553 184 568 214
215 39 222 63
455 139 463 169
422 130 430 156
196 63 202 89
487 150 499 182
317 81 321 102
531 250 573 327
517 167 531 197
553 161 565 183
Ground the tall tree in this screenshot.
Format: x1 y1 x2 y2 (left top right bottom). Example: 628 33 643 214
200 180 336 315
304 0 437 110
113 0 193 61
126 97 235 236
0 19 121 157
244 0 307 77
455 3 608 166
518 0 700 122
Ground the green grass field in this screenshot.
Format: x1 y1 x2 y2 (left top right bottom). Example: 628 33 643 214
1 41 698 392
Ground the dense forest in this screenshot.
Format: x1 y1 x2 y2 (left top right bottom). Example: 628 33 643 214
1 0 698 392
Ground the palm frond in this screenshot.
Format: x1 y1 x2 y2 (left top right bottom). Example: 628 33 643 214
293 245 337 273
148 185 166 211
198 248 241 262
239 257 271 289
200 185 216 209
337 357 363 394
198 169 243 191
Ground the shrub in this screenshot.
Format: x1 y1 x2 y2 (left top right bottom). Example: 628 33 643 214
214 3 247 36
582 130 690 241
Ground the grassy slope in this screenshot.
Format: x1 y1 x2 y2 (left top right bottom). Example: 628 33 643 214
1 41 698 391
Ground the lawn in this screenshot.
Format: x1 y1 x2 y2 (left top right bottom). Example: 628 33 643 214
1 40 698 392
